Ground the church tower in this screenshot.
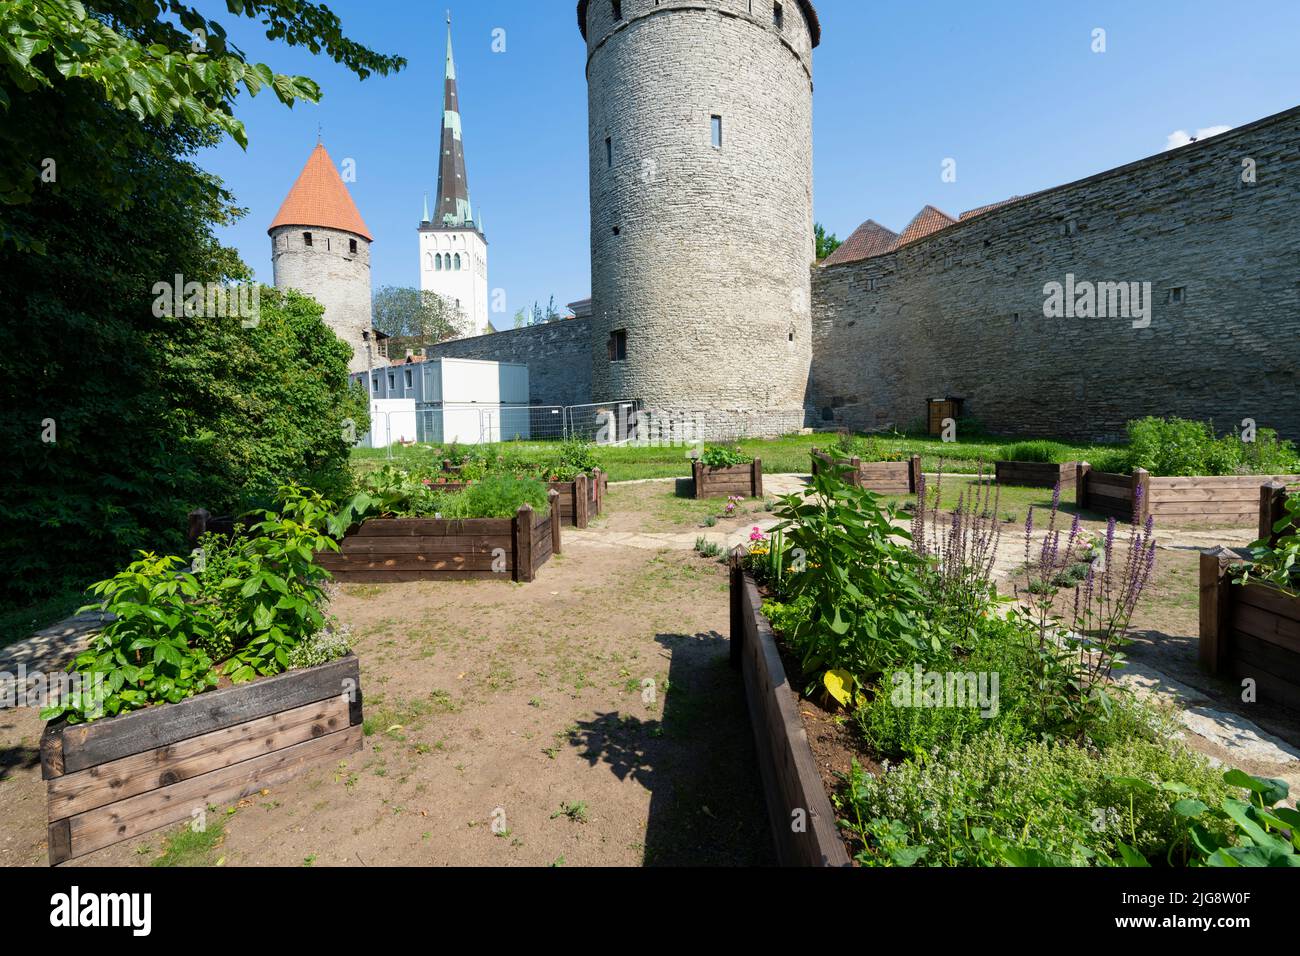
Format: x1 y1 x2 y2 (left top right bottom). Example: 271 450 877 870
419 13 489 337
269 141 374 374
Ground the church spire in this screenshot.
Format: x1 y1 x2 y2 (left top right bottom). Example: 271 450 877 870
434 11 475 231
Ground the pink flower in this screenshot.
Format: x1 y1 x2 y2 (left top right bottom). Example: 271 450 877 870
749 527 766 542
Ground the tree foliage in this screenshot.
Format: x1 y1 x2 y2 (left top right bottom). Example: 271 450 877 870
0 0 404 238
0 1 391 608
815 222 841 261
371 285 462 353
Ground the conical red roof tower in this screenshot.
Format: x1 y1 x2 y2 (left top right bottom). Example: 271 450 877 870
269 143 373 241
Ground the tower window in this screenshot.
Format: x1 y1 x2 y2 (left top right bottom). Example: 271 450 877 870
608 329 627 362
435 254 442 271
349 238 358 255
711 115 722 149
605 136 613 168
404 368 413 388
773 2 784 29
1167 286 1186 305
303 231 313 247
454 253 462 270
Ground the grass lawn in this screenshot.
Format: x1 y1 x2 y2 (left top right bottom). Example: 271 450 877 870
352 431 1125 482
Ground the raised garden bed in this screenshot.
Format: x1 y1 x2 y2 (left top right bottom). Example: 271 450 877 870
1076 464 1300 525
316 490 561 583
435 470 605 529
728 552 851 867
810 448 920 495
42 653 363 865
994 460 1078 489
1200 548 1300 710
693 458 763 499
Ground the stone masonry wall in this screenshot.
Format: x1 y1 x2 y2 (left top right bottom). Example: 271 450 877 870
810 107 1300 442
583 0 816 438
423 318 593 409
271 224 373 374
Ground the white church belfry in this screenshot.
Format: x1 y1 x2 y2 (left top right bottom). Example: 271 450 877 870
420 13 488 337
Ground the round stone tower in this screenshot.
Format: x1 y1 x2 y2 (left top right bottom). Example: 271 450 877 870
578 0 820 438
269 142 375 374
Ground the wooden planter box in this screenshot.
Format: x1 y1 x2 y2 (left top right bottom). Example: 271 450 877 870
1077 465 1300 525
1259 481 1293 546
1200 548 1300 710
318 491 560 584
693 458 763 499
810 448 921 495
42 654 363 865
994 460 1078 489
728 552 850 867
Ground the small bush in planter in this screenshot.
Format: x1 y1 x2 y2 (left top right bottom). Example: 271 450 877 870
996 440 1074 464
828 432 904 462
698 445 752 468
43 485 341 725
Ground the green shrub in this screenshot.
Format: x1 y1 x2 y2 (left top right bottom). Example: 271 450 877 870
1086 448 1133 475
840 729 1232 867
996 440 1073 464
1120 416 1298 477
855 613 1035 757
699 444 752 467
829 433 904 462
436 474 551 519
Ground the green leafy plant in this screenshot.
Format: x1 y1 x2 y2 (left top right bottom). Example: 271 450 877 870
39 553 220 725
1237 493 1299 594
767 469 939 685
698 445 751 468
43 486 340 724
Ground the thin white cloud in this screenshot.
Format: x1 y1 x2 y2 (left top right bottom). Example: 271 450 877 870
1164 125 1233 151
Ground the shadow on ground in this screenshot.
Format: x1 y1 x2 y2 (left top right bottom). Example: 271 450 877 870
566 630 774 866
1128 626 1300 749
0 743 40 782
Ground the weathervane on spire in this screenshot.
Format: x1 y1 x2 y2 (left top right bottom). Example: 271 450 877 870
316 123 322 145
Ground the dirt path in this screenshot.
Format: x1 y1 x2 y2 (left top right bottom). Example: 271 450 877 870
0 502 774 867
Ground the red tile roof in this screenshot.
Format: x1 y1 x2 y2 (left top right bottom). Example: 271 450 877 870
269 143 373 241
896 205 957 246
959 194 1036 220
821 219 900 267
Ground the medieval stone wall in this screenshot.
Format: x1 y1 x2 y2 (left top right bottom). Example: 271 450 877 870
810 107 1300 442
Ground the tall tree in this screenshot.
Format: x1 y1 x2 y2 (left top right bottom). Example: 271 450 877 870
0 2 399 608
815 222 842 261
372 286 462 354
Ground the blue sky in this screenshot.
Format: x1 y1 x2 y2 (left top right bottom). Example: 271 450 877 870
198 0 1300 319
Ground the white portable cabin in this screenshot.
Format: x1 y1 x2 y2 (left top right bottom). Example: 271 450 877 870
352 358 530 445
